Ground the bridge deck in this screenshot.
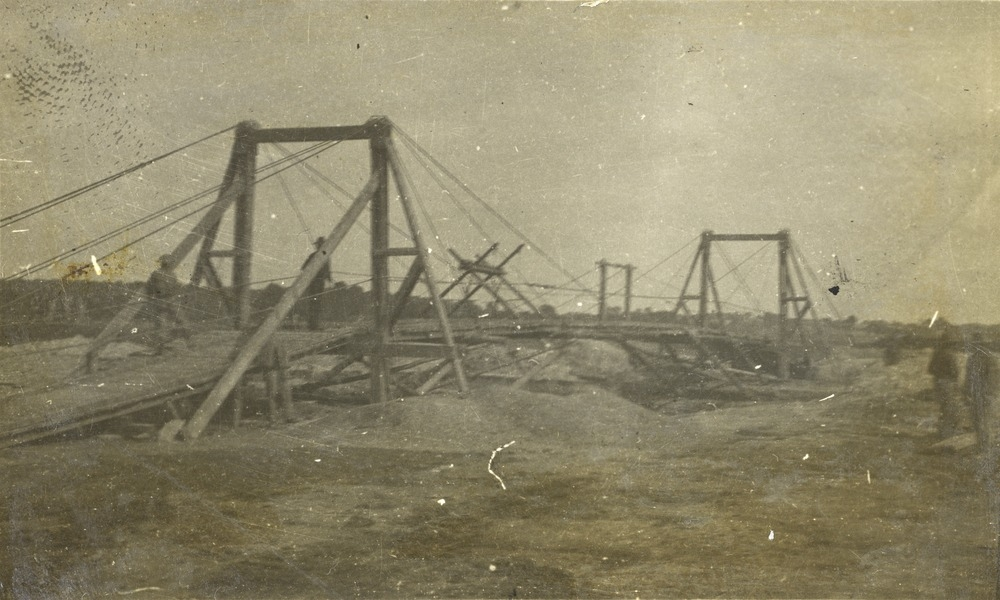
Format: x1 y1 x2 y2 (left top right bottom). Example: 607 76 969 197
0 319 726 448
0 330 356 448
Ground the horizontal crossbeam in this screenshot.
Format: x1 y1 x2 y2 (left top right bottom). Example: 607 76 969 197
249 121 385 144
704 233 787 242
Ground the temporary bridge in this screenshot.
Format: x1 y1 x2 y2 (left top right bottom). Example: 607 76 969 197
0 117 826 448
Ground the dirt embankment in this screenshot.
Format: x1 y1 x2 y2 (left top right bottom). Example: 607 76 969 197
1 340 995 598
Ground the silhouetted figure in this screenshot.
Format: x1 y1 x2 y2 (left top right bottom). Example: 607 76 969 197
965 335 998 454
883 335 903 366
144 254 190 354
928 325 961 438
301 237 332 331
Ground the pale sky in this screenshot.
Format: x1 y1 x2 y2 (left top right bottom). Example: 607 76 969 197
2 1 999 323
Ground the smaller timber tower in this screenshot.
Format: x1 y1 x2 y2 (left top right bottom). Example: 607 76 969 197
673 230 814 378
596 260 634 322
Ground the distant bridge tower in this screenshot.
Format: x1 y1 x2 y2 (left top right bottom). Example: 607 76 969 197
596 260 634 322
673 230 814 378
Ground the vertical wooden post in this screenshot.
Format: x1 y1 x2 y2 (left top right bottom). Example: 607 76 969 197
673 242 703 317
597 260 608 323
231 121 259 329
777 229 791 379
369 118 392 403
698 231 712 327
624 264 634 319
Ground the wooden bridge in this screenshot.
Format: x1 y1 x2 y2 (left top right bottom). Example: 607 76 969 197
0 117 826 448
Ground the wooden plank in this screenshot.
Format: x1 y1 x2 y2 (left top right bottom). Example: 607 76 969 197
344 342 456 359
78 299 142 372
1 332 241 447
416 360 452 395
444 245 523 317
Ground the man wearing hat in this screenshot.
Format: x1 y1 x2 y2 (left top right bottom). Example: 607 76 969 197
301 237 332 331
144 253 190 353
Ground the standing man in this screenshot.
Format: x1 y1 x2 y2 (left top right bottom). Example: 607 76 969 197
928 324 962 439
965 334 998 454
301 237 332 331
145 254 191 354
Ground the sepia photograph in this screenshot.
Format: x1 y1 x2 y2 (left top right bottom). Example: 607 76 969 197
2 1 999 597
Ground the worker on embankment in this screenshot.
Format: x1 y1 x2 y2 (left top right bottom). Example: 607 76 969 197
300 237 331 331
144 254 191 354
964 334 998 454
928 323 962 439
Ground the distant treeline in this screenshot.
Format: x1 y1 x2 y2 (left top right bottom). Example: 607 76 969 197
7 278 990 348
0 279 505 344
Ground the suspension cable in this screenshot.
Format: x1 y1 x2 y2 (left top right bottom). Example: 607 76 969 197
272 141 455 272
394 134 542 303
388 145 447 261
791 239 843 320
715 244 765 314
604 233 701 300
266 146 315 241
390 122 581 282
393 129 602 309
714 242 770 284
1 125 237 228
394 133 494 244
6 141 338 281
395 129 555 307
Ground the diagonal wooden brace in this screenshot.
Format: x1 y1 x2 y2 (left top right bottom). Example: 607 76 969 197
180 177 377 440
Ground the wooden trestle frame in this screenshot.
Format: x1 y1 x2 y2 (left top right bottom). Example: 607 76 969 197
596 260 634 322
84 117 469 439
438 244 538 318
672 230 814 378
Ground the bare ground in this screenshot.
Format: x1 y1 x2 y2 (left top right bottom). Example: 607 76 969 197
0 341 995 598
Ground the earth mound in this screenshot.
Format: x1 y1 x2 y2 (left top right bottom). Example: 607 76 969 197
291 384 685 454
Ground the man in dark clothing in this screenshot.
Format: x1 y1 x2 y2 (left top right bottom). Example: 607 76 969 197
928 325 962 438
144 254 191 354
965 335 998 454
301 237 331 331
